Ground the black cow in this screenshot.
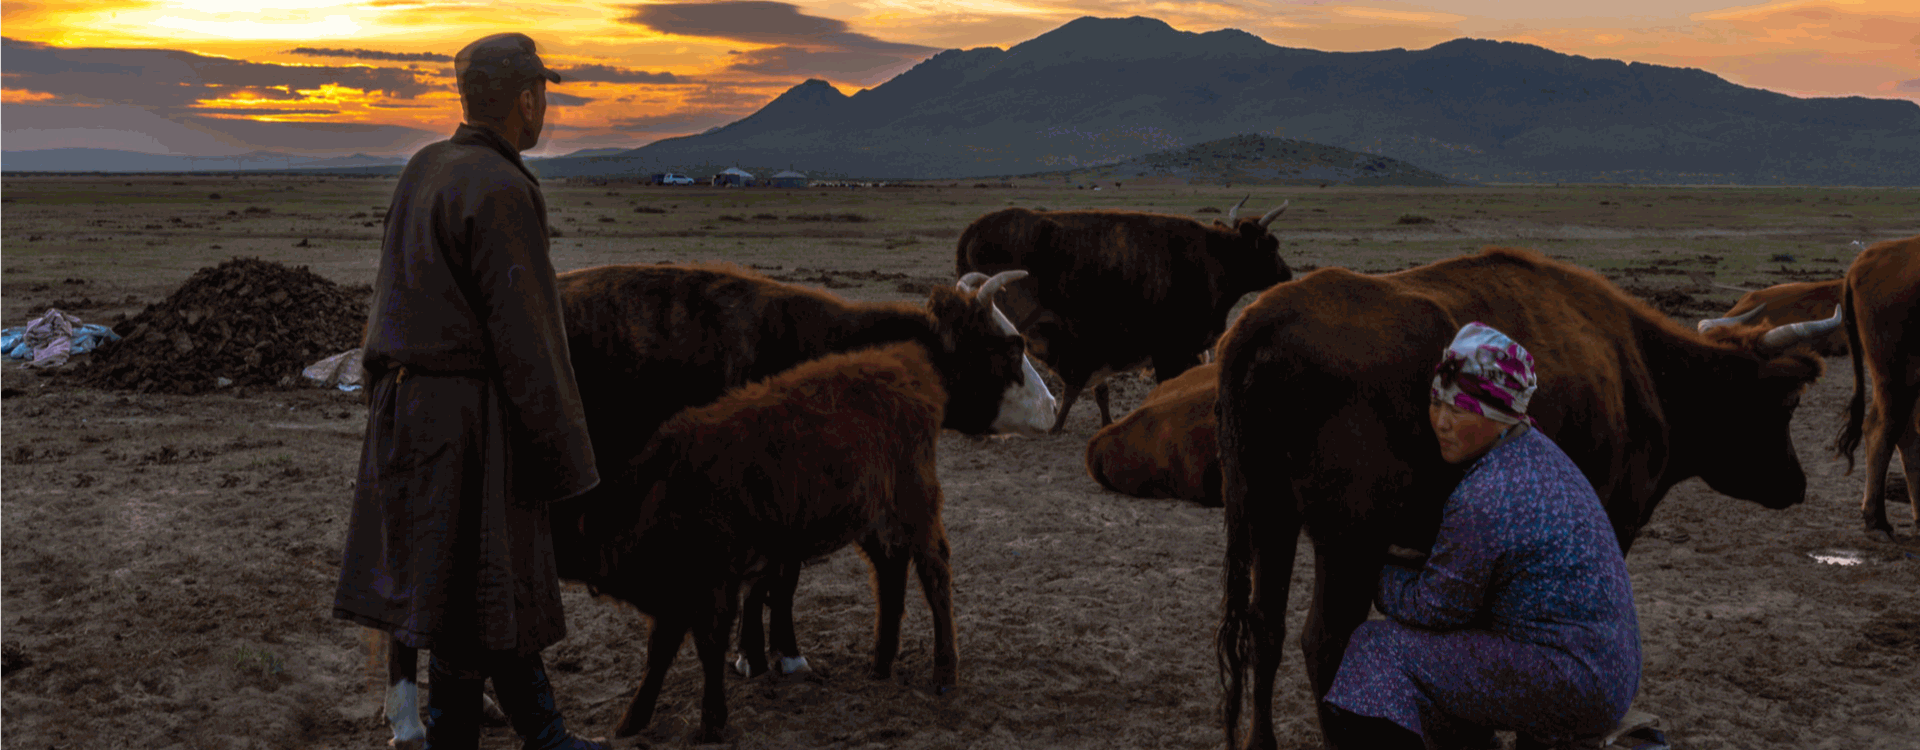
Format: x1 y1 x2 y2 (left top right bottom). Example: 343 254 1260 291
955 197 1292 432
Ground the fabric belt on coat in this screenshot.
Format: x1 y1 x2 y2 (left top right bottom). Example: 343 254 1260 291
392 365 489 384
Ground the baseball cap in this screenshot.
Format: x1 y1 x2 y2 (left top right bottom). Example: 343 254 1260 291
455 33 562 89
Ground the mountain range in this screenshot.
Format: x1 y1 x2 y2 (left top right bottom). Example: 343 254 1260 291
6 16 1917 185
527 16 1919 185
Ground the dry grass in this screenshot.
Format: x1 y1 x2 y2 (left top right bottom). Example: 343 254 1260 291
2 175 1915 327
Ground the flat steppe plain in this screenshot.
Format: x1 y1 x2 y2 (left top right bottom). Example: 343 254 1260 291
3 175 1918 750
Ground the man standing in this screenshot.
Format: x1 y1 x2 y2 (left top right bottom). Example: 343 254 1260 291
334 33 604 750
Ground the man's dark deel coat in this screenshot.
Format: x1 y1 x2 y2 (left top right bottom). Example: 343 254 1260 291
334 124 598 654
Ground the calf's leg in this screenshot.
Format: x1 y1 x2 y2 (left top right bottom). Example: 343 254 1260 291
735 574 771 677
859 538 912 679
735 564 808 677
614 615 688 738
763 564 808 674
912 523 958 692
690 582 741 743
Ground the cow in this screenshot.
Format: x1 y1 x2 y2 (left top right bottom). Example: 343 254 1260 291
1833 235 1920 542
1213 246 1837 750
1083 361 1222 506
380 266 1052 747
550 264 1049 672
1697 278 1849 356
572 339 969 742
955 196 1292 432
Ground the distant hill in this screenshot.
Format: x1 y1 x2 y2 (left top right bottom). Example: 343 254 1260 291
521 16 1918 185
558 147 630 158
1034 134 1460 186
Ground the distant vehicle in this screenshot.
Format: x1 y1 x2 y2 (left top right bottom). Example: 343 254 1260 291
655 173 695 186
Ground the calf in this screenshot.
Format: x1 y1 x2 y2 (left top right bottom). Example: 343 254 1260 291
579 340 966 742
382 267 1050 745
1084 362 1222 506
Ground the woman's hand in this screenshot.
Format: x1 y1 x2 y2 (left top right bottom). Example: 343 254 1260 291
1385 544 1430 568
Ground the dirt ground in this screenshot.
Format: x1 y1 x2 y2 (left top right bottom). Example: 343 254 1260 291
2 177 1918 750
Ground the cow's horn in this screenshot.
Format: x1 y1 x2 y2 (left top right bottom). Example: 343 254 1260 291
1226 194 1250 223
1257 200 1291 229
1696 301 1766 333
975 270 1028 301
1759 305 1844 349
955 272 991 293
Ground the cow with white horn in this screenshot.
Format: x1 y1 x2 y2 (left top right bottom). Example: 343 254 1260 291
956 198 1294 432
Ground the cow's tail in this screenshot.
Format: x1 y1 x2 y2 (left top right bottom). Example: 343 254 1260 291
1214 374 1260 750
1834 280 1867 471
1216 482 1255 750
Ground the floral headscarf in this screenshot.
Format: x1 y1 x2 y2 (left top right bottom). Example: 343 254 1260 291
1430 322 1538 426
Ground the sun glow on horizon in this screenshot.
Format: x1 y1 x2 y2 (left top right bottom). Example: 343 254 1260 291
2 0 1914 156
150 13 365 39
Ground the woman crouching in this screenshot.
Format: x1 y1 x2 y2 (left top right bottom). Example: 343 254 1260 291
1321 322 1642 750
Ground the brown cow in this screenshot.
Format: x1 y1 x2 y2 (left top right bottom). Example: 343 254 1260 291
1697 278 1848 356
1084 362 1222 506
1214 247 1833 750
577 341 962 742
1833 235 1920 542
383 267 1051 745
548 265 1049 681
956 197 1292 432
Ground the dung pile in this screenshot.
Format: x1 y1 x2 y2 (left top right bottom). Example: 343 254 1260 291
85 258 366 394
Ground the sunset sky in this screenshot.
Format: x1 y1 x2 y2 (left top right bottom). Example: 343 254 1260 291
3 0 1917 158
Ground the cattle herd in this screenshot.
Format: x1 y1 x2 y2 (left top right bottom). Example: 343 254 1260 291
385 201 1917 749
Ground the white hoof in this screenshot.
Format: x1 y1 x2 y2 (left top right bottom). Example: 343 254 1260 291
386 678 426 748
778 655 811 675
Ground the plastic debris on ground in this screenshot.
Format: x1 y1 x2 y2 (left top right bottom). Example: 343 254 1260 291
302 347 367 391
2 308 124 368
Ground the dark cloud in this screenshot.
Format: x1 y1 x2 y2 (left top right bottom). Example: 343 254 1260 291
287 47 453 63
553 63 692 84
621 2 937 56
1 37 436 111
1898 78 1920 92
548 92 595 107
725 46 920 82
